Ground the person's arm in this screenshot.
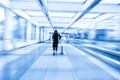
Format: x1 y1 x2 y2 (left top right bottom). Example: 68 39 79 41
59 34 61 40
52 34 54 40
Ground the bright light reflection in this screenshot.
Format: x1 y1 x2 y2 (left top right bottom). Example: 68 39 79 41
49 12 75 17
13 9 30 20
0 7 5 21
82 13 100 18
53 23 68 27
25 11 45 16
94 14 118 23
101 0 120 4
71 22 90 28
47 0 86 2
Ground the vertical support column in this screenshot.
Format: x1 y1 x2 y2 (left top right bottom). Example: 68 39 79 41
43 27 44 41
39 27 41 42
80 29 84 39
3 7 11 50
26 21 32 44
40 27 44 42
88 24 96 40
35 26 39 42
114 15 120 41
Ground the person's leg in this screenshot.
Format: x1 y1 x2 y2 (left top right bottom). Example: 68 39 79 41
53 45 55 51
55 44 58 53
55 47 57 52
53 44 56 55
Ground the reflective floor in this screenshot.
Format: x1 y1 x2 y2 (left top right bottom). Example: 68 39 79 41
0 42 120 80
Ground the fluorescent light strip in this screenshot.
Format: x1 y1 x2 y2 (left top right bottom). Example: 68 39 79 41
25 11 45 16
13 9 30 20
101 0 120 4
49 12 75 17
94 14 117 23
82 13 100 18
47 0 86 2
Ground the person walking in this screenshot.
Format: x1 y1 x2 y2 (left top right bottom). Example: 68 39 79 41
52 30 61 55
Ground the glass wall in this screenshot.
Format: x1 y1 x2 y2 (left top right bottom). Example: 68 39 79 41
0 4 39 52
31 24 36 40
13 16 27 41
0 7 5 39
0 6 5 51
2 8 28 50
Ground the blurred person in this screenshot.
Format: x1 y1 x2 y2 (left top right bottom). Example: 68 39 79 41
52 30 61 55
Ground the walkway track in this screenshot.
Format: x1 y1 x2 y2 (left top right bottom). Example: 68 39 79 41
20 43 118 80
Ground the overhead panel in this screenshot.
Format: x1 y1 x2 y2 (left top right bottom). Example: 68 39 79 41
49 12 76 27
9 0 120 34
94 13 118 23
77 18 94 24
51 17 72 23
96 14 119 26
82 13 100 18
31 17 48 23
63 29 77 33
49 12 76 17
62 0 102 33
0 0 10 7
47 0 86 2
37 22 50 26
50 28 76 33
10 0 35 1
110 15 119 19
25 11 45 16
53 23 70 27
97 20 116 25
10 1 41 10
47 1 84 12
12 9 30 20
71 22 91 28
37 0 54 29
101 0 120 4
90 4 120 13
26 10 49 26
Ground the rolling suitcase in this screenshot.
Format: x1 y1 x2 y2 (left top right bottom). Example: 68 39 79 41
60 44 64 55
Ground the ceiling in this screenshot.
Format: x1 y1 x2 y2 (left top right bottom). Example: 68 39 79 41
9 0 120 33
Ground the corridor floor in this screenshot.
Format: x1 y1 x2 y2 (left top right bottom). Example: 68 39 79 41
0 43 119 80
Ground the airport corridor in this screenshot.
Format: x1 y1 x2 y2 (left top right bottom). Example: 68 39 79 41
1 0 120 80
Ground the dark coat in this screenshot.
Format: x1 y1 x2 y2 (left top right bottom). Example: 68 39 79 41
52 31 61 45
